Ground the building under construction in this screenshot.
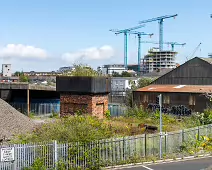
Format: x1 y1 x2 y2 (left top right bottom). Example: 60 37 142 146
141 48 177 74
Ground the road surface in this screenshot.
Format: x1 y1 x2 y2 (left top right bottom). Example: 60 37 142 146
117 156 212 170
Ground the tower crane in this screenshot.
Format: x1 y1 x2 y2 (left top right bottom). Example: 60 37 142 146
186 42 202 61
139 14 178 51
127 31 153 73
139 41 186 51
109 25 145 69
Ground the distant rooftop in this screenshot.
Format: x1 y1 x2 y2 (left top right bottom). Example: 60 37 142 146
142 68 173 77
103 64 138 67
0 82 56 91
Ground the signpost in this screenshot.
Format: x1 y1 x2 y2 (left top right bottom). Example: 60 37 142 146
0 147 15 162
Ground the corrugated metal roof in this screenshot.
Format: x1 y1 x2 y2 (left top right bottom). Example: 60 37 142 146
135 84 212 93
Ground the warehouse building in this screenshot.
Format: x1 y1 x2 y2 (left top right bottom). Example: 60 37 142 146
133 57 212 112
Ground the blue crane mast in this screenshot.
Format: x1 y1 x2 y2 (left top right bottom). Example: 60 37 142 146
139 14 178 51
109 25 145 70
140 41 186 51
127 31 153 73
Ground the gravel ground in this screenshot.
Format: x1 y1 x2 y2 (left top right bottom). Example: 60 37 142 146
0 99 35 140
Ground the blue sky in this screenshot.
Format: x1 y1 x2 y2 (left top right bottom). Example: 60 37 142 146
0 0 211 71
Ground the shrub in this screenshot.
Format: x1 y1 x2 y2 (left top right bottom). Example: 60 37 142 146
126 105 149 119
23 158 46 170
14 116 113 143
193 109 212 125
105 110 111 119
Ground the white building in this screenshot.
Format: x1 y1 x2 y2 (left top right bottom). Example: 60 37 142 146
111 77 139 96
99 64 127 75
2 64 12 77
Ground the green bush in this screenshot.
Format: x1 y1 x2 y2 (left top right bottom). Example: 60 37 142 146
14 116 113 143
105 110 111 119
126 105 149 119
29 112 35 118
23 158 46 170
194 109 212 125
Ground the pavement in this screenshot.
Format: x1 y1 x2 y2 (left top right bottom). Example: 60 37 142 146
113 156 212 170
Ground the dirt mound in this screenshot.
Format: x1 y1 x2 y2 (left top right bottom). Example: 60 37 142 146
0 99 35 140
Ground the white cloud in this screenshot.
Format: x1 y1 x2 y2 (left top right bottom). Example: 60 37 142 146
0 44 48 59
61 45 114 63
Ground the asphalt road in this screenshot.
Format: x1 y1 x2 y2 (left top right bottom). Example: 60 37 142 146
118 157 212 170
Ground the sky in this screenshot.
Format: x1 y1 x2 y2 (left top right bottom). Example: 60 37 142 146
0 0 211 72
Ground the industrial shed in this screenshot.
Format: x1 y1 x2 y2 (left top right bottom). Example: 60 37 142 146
152 57 212 85
133 57 212 112
133 84 211 112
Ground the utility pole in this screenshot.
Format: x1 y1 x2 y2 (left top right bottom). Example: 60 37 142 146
159 94 163 159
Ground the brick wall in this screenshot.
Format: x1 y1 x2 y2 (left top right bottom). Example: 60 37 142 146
60 93 108 118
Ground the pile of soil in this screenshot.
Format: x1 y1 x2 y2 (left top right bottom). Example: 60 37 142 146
0 99 35 140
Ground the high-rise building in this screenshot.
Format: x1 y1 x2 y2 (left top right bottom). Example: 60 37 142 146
141 48 177 74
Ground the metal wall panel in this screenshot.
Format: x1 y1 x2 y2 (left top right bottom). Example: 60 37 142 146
56 76 111 93
153 58 212 85
133 91 209 112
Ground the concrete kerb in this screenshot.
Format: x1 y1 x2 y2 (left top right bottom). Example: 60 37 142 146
104 153 212 169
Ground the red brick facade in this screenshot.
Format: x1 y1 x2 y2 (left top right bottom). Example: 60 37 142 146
60 93 108 119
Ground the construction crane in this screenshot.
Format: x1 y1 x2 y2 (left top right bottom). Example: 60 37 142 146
109 25 145 69
127 31 153 73
186 42 202 61
139 41 186 51
139 14 178 51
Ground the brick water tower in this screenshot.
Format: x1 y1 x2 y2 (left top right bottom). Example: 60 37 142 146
56 76 111 118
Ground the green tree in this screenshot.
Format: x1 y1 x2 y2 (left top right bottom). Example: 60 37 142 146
112 71 120 77
125 77 155 107
14 71 21 76
137 77 154 88
64 64 100 77
14 71 29 82
121 71 132 77
19 72 29 82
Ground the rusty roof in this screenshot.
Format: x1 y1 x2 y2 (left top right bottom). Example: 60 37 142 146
135 84 212 93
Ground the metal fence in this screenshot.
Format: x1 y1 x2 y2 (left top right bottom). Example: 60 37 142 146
10 102 126 117
108 103 127 117
10 103 60 116
0 124 211 169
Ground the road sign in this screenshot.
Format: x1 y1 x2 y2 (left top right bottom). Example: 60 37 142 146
0 147 15 162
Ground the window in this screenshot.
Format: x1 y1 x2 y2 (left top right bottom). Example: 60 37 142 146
189 95 195 105
163 95 170 104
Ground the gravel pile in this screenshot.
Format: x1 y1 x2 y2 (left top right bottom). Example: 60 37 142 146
0 99 35 140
